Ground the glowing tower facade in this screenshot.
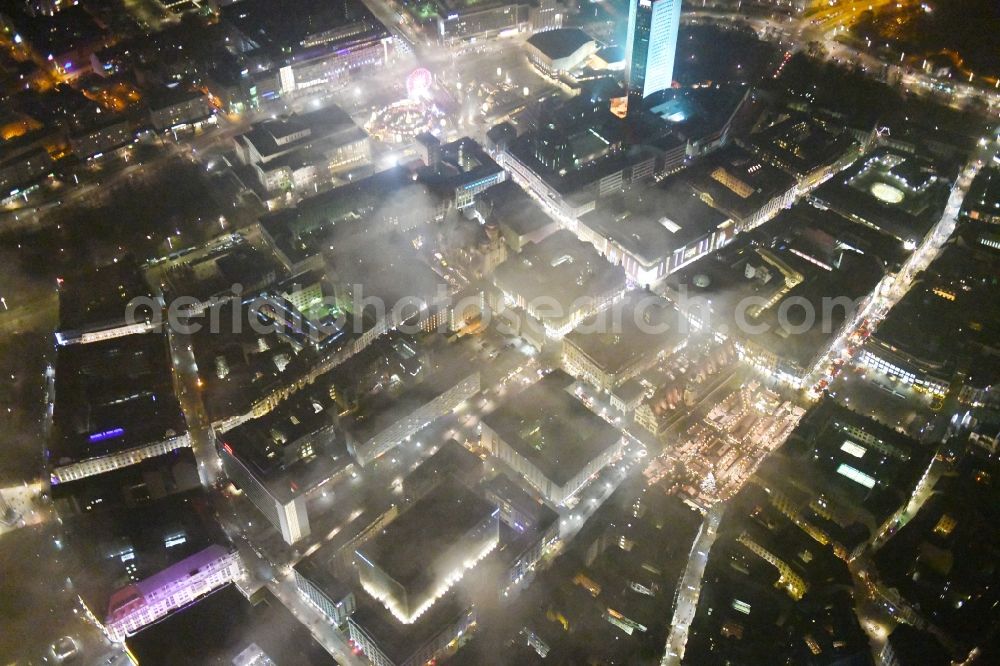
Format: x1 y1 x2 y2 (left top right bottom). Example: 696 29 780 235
624 0 682 114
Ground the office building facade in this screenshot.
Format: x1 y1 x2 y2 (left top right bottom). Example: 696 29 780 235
219 443 312 544
104 546 243 642
624 0 682 113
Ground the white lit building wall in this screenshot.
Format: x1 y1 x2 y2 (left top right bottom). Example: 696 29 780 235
50 432 190 485
625 0 681 101
642 0 681 97
283 38 392 94
294 570 357 626
356 510 499 623
104 549 243 642
858 348 949 396
219 443 311 544
55 320 158 346
348 605 477 666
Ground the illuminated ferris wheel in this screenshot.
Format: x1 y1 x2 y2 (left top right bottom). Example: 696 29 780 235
406 68 433 101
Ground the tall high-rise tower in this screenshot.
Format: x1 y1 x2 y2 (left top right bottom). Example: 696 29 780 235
624 0 682 115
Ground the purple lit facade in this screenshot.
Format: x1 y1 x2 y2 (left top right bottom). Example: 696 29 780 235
104 545 244 642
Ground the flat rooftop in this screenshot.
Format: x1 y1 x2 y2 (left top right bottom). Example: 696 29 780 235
504 117 667 204
67 489 228 617
329 233 447 317
564 291 685 376
333 336 478 446
162 238 280 303
526 28 594 60
57 258 153 336
665 204 892 371
868 238 1000 371
403 439 483 501
416 137 503 197
481 180 555 240
50 333 186 467
191 298 331 423
9 4 105 56
144 85 207 111
222 0 388 56
107 544 232 620
350 588 470 665
127 585 335 665
493 229 626 321
579 179 732 268
357 477 497 589
221 391 351 503
749 114 858 178
812 150 950 243
481 473 558 532
260 166 438 266
777 399 929 525
685 145 796 220
241 106 359 160
963 164 1000 218
293 551 352 607
481 370 621 487
643 86 751 142
432 0 513 16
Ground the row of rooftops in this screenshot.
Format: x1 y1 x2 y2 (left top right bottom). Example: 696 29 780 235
867 229 1000 377
665 202 907 373
221 0 389 60
205 318 470 479
684 399 926 663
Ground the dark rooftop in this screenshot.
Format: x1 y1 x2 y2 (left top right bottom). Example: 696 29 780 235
50 333 186 468
579 179 732 268
868 236 1000 374
240 106 358 160
221 0 388 57
416 137 503 199
666 204 894 372
685 145 796 221
57 258 154 337
811 150 950 244
563 291 686 376
259 166 438 267
350 588 472 665
221 392 351 503
127 585 336 665
481 370 621 487
525 28 594 60
357 477 497 589
748 114 858 179
481 180 556 240
492 229 626 329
